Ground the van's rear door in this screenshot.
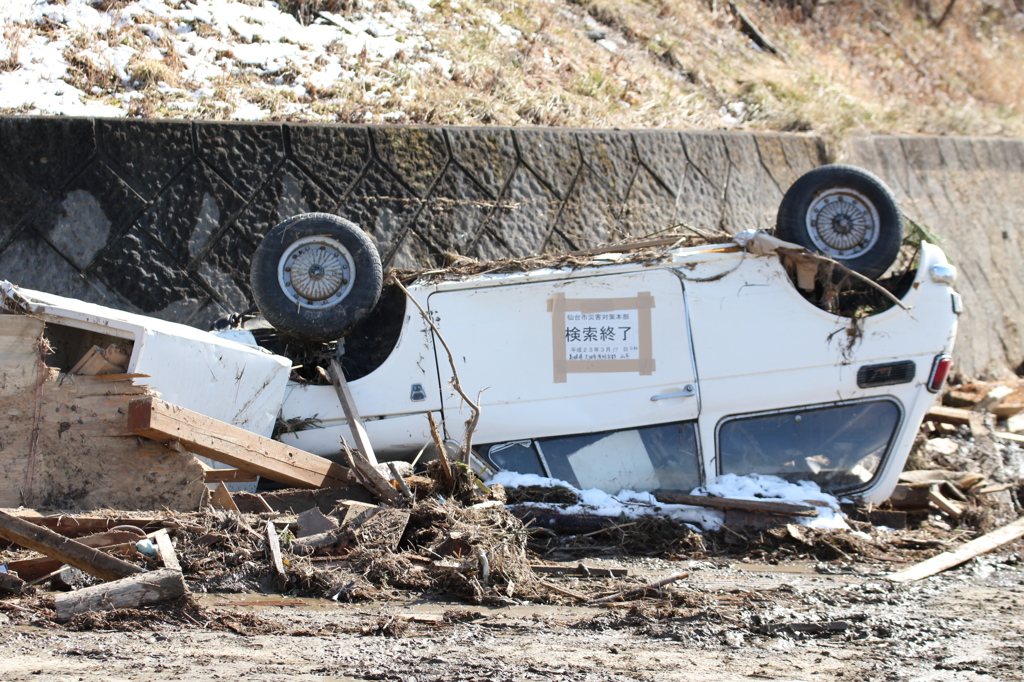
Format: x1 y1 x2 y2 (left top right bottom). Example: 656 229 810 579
428 269 699 444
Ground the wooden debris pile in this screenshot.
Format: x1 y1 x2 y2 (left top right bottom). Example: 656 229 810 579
864 375 1024 533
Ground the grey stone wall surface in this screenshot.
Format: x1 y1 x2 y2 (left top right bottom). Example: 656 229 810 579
0 116 1018 378
846 135 1024 379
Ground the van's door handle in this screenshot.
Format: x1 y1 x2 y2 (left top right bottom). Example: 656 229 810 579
651 385 696 401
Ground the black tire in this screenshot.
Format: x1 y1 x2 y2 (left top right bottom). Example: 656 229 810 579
776 165 903 280
250 213 382 342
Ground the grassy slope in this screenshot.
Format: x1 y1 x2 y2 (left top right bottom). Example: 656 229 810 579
8 0 1024 148
379 0 1024 146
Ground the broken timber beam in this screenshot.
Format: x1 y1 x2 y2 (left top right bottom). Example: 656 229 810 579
887 516 1024 582
653 493 819 517
54 568 186 622
0 509 144 582
265 520 287 591
128 397 353 489
327 359 379 466
926 405 987 439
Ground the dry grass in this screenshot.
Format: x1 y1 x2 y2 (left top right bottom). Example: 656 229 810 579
128 58 179 88
371 0 1024 138
10 0 1024 136
1 25 27 72
62 50 121 92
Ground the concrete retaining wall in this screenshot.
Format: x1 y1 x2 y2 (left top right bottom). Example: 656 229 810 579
0 117 1019 378
847 136 1024 379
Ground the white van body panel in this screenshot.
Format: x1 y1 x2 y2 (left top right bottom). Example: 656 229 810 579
427 269 699 445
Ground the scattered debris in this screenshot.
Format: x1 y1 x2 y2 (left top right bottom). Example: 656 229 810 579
888 516 1024 582
0 254 1021 633
0 509 144 582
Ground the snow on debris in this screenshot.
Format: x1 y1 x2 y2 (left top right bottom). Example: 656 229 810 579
491 471 851 532
0 0 505 120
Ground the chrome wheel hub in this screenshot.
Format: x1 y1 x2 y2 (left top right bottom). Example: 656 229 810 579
278 235 354 309
805 188 880 259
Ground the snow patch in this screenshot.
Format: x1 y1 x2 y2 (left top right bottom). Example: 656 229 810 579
492 471 849 532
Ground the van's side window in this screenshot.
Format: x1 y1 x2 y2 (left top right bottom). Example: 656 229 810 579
717 400 901 493
479 421 701 493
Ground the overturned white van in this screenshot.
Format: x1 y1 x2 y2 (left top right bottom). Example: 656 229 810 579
2 166 960 504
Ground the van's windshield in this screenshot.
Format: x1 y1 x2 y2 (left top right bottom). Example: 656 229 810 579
717 400 901 493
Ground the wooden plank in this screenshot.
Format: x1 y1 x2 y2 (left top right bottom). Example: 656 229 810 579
888 516 1024 583
925 405 973 426
128 397 353 489
210 482 240 512
327 359 378 466
151 529 180 572
994 431 1024 444
265 520 287 591
0 509 144 582
653 492 819 517
69 345 126 376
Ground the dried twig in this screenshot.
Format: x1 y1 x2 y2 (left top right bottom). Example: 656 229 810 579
934 0 957 28
587 572 691 604
393 279 481 464
427 411 454 489
539 579 588 601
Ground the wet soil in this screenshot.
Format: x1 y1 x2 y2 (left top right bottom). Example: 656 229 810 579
0 550 1021 682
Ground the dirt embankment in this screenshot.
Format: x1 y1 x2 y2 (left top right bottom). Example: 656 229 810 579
3 0 1024 141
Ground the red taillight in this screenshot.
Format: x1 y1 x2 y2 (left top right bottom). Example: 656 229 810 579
928 354 952 392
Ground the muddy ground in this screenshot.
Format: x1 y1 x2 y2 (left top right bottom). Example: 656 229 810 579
0 548 1021 682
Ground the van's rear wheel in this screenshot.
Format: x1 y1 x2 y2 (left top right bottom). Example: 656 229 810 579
251 213 382 342
776 165 903 280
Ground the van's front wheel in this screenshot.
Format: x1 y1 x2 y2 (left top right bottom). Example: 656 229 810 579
776 165 903 280
250 213 383 342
